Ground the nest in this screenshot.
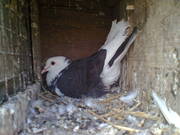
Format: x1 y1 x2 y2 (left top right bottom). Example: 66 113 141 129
19 89 180 135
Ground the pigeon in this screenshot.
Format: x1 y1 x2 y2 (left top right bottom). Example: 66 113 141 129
41 20 138 98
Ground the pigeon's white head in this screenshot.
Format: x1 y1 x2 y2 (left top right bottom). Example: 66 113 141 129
41 56 71 86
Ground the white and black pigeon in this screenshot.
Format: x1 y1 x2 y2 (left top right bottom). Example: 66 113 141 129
41 20 138 98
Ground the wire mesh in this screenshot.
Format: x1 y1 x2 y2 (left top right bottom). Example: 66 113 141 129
0 0 33 104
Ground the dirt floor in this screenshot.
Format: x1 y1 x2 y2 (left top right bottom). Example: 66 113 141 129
18 87 180 135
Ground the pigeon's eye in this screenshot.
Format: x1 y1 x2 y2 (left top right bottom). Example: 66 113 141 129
51 61 55 65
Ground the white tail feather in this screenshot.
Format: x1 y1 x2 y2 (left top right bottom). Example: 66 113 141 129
101 20 129 66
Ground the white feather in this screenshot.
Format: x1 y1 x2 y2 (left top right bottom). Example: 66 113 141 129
84 98 98 108
152 91 180 129
120 90 139 105
135 130 151 135
55 87 64 96
126 115 139 125
58 104 66 115
66 104 77 114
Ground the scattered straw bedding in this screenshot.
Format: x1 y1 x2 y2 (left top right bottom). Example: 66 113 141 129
19 89 180 135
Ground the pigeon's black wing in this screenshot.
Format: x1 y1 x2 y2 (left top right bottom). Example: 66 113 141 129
56 61 88 98
55 49 107 98
86 49 107 97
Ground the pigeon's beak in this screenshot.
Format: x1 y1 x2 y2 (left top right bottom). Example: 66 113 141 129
41 66 50 74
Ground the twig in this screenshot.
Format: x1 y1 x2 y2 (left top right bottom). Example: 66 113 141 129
87 110 141 133
101 108 159 121
113 115 123 120
99 94 122 104
39 91 67 105
45 91 59 98
129 102 141 111
38 94 54 102
126 111 159 120
101 108 123 118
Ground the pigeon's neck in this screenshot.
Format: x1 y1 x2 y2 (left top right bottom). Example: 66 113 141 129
46 63 70 86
